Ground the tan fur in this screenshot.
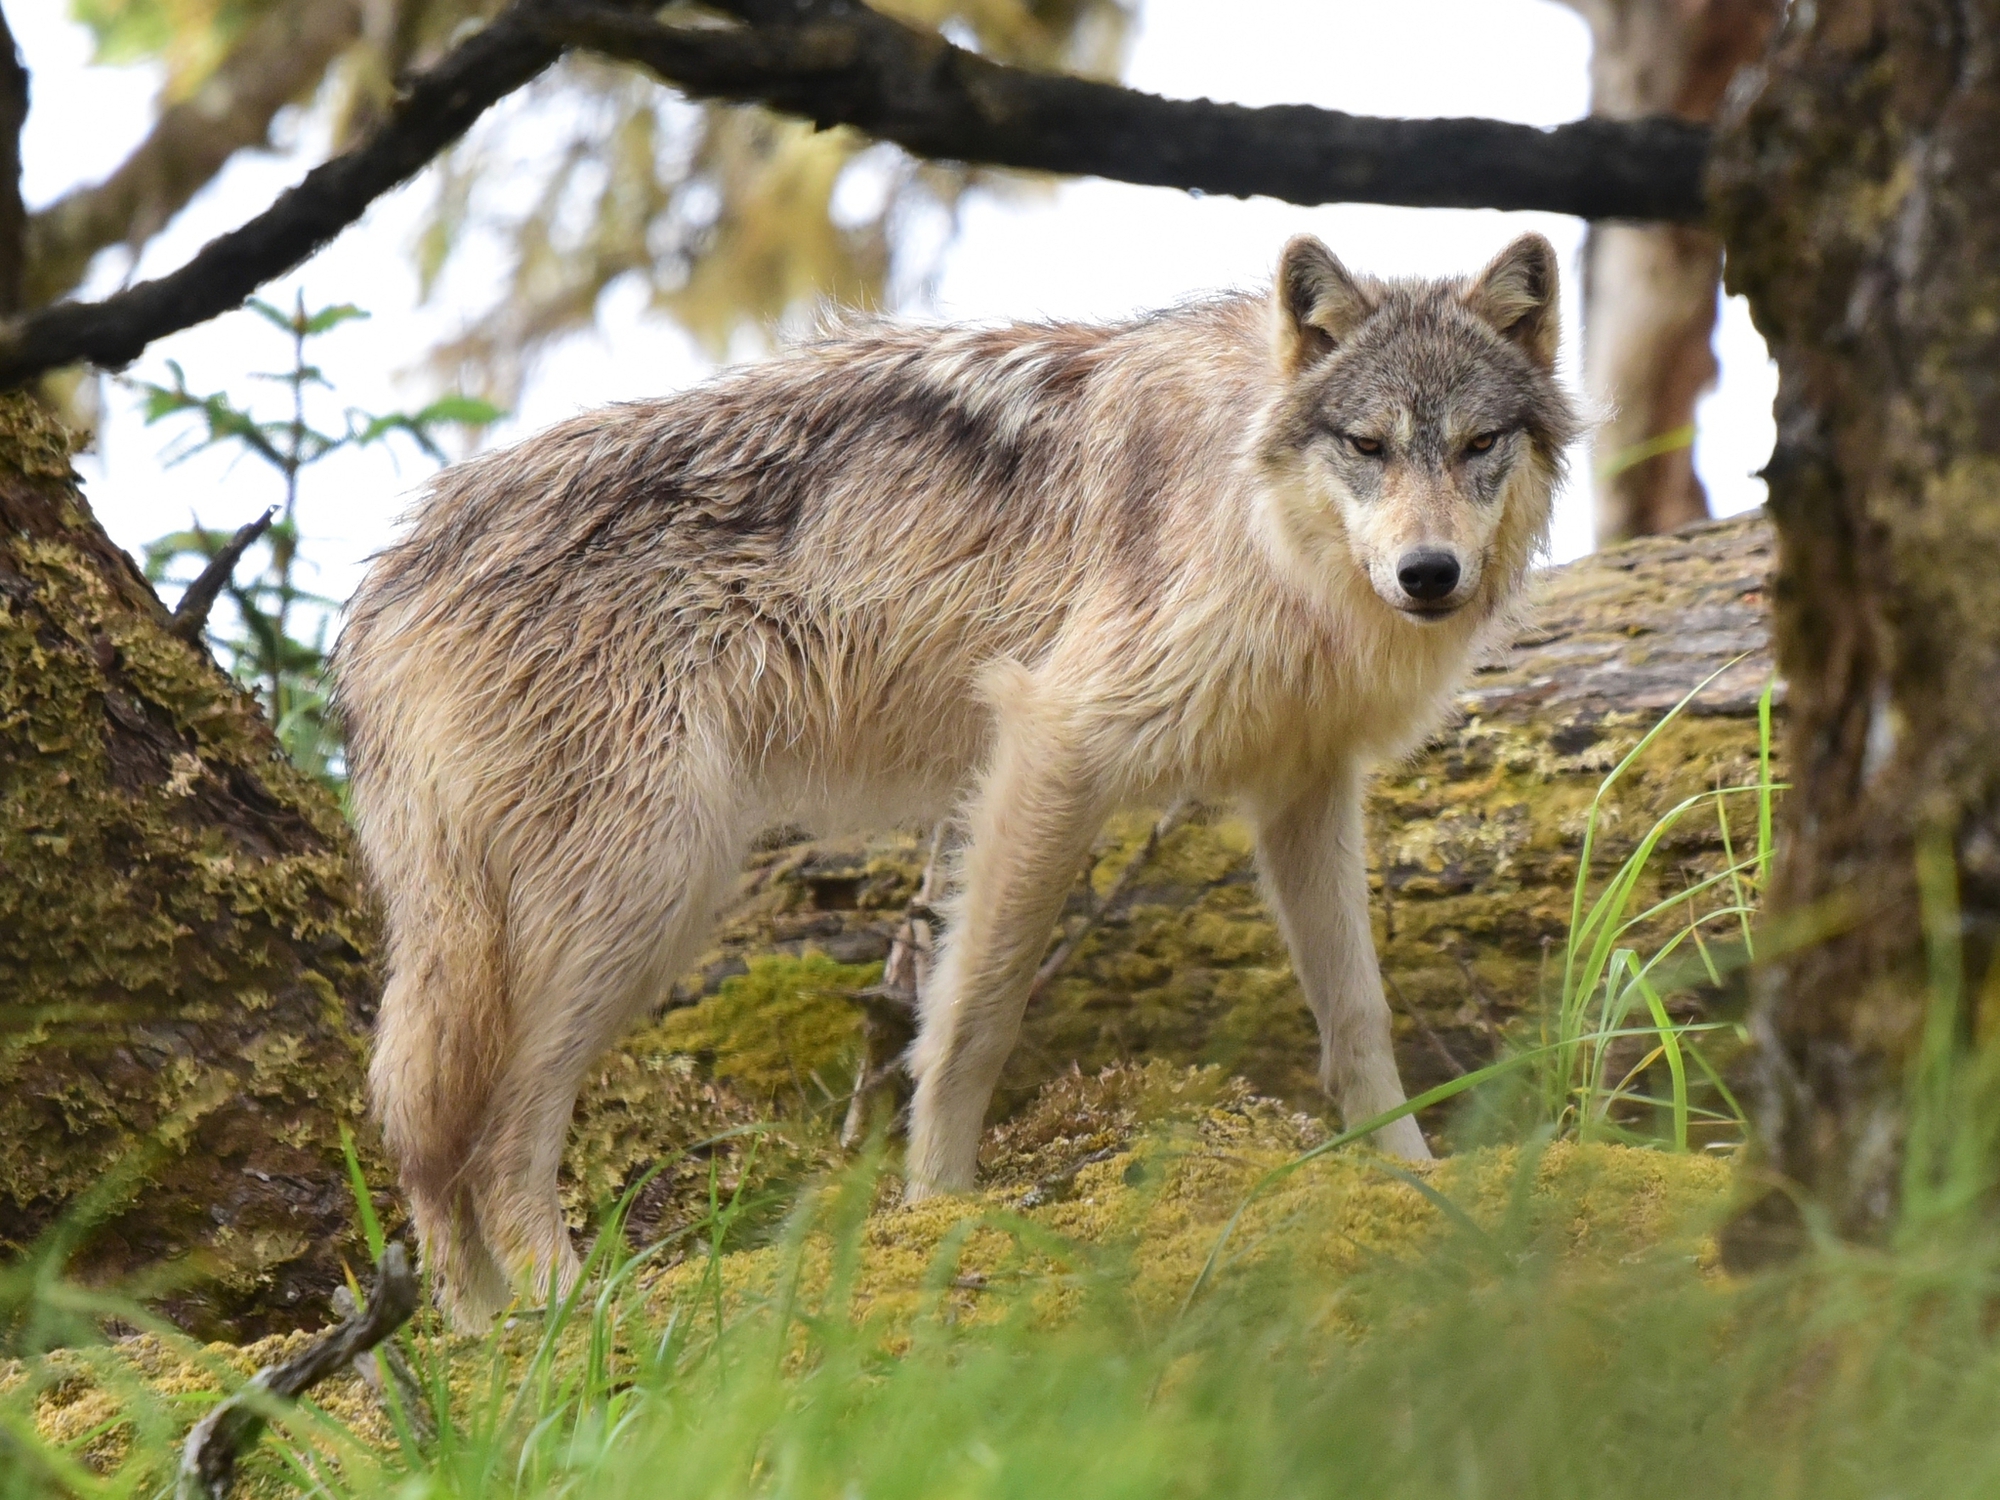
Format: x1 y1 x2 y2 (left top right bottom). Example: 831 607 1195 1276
337 234 1578 1329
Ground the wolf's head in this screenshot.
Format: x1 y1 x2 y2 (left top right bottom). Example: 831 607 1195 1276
1254 233 1579 625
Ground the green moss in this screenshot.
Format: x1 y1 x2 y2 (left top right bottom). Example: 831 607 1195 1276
658 952 882 1107
641 1063 1731 1340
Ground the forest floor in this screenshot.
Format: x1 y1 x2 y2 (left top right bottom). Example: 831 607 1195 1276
22 1058 1998 1500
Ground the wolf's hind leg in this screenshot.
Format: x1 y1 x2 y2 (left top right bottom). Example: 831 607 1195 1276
468 798 744 1307
906 713 1107 1198
405 1180 512 1331
1254 770 1431 1160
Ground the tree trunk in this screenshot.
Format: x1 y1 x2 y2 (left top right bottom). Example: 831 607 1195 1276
1712 2 2000 1257
0 393 382 1340
1562 0 1780 543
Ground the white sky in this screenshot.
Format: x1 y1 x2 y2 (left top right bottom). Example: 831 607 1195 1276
16 0 1776 612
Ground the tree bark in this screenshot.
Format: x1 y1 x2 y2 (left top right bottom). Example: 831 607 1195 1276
1711 1 2000 1258
0 393 382 1339
1562 0 1780 544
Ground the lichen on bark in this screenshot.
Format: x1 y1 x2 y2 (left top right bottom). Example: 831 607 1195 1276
0 392 382 1340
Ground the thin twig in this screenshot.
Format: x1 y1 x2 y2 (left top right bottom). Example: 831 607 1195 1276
1384 970 1468 1080
841 820 948 1146
169 507 275 643
1028 801 1191 1007
177 1245 419 1500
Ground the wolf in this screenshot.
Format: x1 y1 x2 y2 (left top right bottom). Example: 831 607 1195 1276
336 232 1579 1329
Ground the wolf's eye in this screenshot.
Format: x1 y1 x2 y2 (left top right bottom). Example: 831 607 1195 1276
1466 432 1500 454
1348 435 1385 457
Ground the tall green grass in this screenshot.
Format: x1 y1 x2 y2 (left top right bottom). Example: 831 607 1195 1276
43 1138 2000 1500
1541 670 1777 1151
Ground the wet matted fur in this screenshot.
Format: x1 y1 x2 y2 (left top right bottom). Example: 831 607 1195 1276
337 233 1581 1329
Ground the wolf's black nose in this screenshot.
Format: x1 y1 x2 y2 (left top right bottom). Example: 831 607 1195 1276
1396 549 1461 602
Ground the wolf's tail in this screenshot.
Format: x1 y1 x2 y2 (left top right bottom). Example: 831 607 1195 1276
367 868 507 1205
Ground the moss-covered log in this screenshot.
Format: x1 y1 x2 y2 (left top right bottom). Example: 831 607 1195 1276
0 393 380 1340
657 513 1777 1135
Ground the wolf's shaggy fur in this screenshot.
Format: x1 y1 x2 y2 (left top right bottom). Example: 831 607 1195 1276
338 234 1579 1328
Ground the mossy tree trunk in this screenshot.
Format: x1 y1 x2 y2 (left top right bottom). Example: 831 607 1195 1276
1712 1 2000 1251
0 393 382 1339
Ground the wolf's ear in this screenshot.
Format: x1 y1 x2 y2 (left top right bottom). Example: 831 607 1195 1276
1273 236 1372 372
1464 233 1561 369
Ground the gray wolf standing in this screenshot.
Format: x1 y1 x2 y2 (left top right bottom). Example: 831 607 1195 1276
337 232 1579 1329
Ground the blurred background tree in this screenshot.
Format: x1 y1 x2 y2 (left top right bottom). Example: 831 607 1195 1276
1556 0 1780 544
38 0 1133 407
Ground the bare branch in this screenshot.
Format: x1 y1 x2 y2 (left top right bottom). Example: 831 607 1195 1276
331 1281 435 1439
23 0 366 310
547 1 1710 222
0 3 565 388
177 1244 419 1500
170 507 277 644
0 0 1712 389
0 3 27 317
1028 801 1192 1007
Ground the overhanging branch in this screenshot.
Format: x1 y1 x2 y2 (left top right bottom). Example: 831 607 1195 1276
552 0 1710 223
0 0 1712 390
23 0 366 311
0 4 563 388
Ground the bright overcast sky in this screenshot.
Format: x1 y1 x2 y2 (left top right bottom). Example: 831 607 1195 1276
17 0 1776 611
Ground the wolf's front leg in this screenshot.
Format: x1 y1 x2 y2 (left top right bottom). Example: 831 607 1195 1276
1255 770 1431 1160
905 716 1106 1199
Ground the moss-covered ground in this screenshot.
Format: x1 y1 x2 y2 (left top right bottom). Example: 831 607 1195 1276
6 1062 1745 1498
18 1051 2000 1500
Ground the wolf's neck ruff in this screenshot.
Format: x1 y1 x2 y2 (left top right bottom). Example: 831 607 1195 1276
336 234 1580 1329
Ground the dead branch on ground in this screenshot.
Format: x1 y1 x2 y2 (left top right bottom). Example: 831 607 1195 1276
176 1245 419 1500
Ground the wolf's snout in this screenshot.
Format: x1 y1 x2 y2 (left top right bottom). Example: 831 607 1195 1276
1395 548 1461 604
